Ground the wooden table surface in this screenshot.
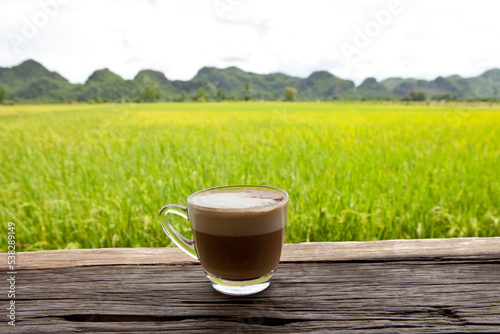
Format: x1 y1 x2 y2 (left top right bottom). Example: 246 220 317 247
2 237 500 333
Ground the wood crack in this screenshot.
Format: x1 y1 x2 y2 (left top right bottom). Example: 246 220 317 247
55 314 309 327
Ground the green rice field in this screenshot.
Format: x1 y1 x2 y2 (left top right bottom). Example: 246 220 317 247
1 102 499 252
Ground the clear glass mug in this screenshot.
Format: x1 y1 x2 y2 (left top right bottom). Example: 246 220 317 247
159 185 289 296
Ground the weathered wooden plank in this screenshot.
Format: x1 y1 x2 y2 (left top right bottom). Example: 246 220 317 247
2 237 499 270
2 238 499 333
2 261 499 333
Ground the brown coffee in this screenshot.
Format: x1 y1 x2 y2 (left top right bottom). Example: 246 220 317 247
188 187 288 281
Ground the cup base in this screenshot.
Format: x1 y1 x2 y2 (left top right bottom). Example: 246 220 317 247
207 274 273 296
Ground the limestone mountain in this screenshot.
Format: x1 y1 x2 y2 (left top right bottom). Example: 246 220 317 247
192 66 302 100
297 71 355 99
0 59 499 102
0 59 72 101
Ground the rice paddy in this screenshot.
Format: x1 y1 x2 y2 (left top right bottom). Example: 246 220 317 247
1 102 499 251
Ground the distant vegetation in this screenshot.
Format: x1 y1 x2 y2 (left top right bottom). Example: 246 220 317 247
403 90 427 102
0 59 500 104
283 87 297 101
0 86 7 103
135 84 163 103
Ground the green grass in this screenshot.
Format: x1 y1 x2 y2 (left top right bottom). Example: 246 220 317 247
0 102 499 252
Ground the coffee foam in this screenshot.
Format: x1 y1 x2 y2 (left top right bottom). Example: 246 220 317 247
188 188 288 236
189 189 285 209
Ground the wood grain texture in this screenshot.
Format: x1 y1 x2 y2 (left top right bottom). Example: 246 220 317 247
1 238 499 333
2 237 499 270
2 260 500 333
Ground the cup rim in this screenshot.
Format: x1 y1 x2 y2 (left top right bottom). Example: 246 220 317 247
187 185 289 211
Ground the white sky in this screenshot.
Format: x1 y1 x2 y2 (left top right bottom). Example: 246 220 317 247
0 0 499 85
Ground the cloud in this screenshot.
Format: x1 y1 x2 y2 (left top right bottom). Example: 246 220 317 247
0 0 499 84
217 17 271 37
222 56 250 63
272 57 345 79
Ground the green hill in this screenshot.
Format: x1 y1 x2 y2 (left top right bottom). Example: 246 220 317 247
380 72 500 100
192 66 302 100
0 59 499 103
80 68 137 101
351 77 395 100
0 59 72 102
465 69 500 100
297 71 354 100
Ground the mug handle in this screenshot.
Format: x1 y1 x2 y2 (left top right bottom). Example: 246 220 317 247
159 204 198 260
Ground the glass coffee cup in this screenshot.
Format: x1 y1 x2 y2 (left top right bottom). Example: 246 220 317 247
159 185 289 296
